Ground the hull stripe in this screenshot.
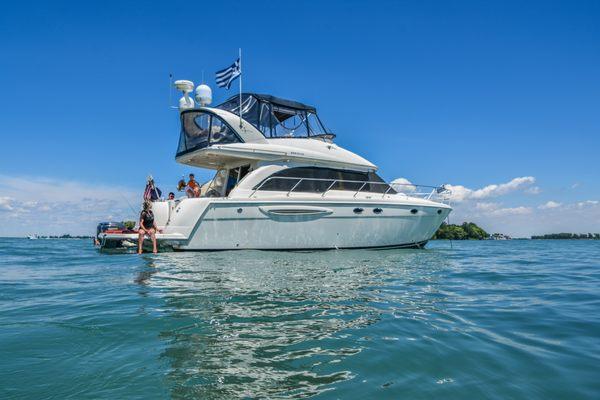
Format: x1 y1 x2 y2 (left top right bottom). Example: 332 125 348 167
173 240 429 252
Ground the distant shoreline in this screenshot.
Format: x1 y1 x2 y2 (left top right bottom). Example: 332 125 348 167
431 238 598 241
23 235 93 240
531 233 599 240
433 222 599 241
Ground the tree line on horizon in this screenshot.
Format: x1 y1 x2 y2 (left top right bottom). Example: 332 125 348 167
531 233 600 240
34 234 93 239
433 222 490 240
433 222 600 240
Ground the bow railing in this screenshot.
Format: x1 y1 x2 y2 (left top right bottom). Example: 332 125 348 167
250 177 452 204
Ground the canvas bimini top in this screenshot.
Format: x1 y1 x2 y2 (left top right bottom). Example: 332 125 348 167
222 93 317 112
215 93 333 139
175 93 367 169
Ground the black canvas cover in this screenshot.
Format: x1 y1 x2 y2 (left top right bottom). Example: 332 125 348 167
220 93 316 112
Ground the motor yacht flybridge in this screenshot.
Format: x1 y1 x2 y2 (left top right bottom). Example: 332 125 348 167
99 81 452 251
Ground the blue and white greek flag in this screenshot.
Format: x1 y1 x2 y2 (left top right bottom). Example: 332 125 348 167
215 58 241 89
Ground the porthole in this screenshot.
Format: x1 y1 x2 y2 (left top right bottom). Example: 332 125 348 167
437 209 442 215
373 208 383 214
353 207 364 214
237 208 243 213
410 209 418 214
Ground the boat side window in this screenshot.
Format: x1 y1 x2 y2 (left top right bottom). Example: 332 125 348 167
258 102 272 135
254 167 397 194
210 117 239 145
178 111 242 156
306 113 327 135
179 113 210 153
271 106 309 138
225 165 251 196
365 171 396 194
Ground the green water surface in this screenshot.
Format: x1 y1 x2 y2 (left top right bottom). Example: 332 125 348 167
1 239 599 399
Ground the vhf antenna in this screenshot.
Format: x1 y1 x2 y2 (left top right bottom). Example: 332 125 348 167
169 73 178 109
169 73 172 107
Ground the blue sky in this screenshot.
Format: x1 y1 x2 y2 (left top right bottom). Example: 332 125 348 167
1 0 599 236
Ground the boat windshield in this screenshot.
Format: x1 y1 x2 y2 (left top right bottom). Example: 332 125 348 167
216 93 332 139
177 111 242 156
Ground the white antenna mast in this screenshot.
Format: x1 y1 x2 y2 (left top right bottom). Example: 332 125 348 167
239 47 243 128
169 73 173 108
169 73 179 109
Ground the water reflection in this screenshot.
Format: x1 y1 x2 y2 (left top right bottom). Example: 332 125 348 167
137 249 450 399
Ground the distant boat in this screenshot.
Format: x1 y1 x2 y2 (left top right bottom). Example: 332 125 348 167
27 234 39 240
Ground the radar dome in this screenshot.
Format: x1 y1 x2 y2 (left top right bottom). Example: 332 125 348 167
174 80 194 93
174 79 195 111
195 84 212 106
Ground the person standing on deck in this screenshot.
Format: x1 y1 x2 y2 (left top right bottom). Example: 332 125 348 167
138 200 159 254
143 176 162 201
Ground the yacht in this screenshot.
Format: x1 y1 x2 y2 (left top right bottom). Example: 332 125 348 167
99 82 451 251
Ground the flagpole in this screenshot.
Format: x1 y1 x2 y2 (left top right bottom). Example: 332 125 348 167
238 47 242 127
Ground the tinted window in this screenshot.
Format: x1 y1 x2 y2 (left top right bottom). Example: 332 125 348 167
210 117 239 145
177 111 241 155
179 113 210 154
255 167 396 194
225 165 251 196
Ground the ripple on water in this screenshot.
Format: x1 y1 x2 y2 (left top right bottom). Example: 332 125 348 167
0 239 599 399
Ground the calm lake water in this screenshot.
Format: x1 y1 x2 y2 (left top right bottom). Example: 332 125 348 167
1 238 599 399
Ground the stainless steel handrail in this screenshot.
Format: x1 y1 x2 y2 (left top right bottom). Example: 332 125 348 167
250 176 451 203
287 178 304 197
322 180 338 197
353 182 367 198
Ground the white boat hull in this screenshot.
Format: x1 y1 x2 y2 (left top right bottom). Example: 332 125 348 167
102 198 450 251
